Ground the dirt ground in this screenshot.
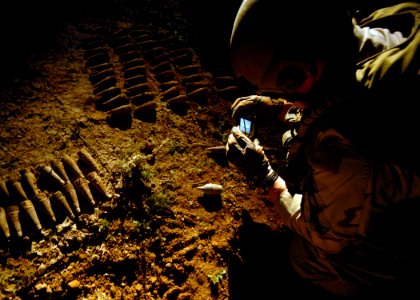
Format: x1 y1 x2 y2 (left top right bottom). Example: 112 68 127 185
0 1 342 299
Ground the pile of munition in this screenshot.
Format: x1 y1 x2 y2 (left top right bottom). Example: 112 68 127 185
0 148 111 244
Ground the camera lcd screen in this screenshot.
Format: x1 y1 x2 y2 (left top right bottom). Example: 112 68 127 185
239 117 252 136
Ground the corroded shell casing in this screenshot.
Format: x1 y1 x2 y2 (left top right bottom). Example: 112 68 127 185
133 102 156 121
50 159 81 214
188 86 208 99
126 83 149 97
50 191 75 220
0 181 8 196
108 104 133 116
100 95 130 111
8 178 43 231
197 183 223 196
130 92 155 106
61 154 85 180
20 200 42 231
62 181 81 214
165 94 187 105
86 171 111 199
6 205 22 237
0 180 19 237
19 168 57 223
51 159 71 182
216 85 239 95
9 179 29 202
78 148 102 175
160 85 181 100
0 180 8 197
36 192 57 223
0 206 11 240
73 177 96 206
20 167 40 197
39 164 66 186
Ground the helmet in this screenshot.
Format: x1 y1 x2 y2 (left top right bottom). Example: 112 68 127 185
230 0 354 95
230 0 352 56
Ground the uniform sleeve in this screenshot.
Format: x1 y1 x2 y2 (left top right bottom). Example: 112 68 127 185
355 2 419 88
276 190 301 227
279 129 372 254
354 24 407 61
277 190 352 254
281 123 420 254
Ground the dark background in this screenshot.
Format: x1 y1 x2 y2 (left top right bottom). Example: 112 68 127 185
0 0 242 87
0 0 405 87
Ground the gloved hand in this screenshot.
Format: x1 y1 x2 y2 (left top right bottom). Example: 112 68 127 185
226 126 279 186
231 95 286 120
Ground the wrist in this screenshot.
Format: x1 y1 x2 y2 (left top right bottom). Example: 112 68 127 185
262 169 279 187
267 176 287 203
272 176 287 192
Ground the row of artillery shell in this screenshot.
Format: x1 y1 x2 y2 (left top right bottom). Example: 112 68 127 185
84 30 208 115
0 149 111 240
83 27 242 127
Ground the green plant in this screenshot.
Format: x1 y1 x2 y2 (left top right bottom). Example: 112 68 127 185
132 219 152 235
141 166 152 180
99 219 110 233
70 126 81 140
208 269 227 285
147 193 170 213
120 153 154 193
168 140 183 155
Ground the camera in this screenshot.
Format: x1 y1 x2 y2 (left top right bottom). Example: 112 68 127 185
238 113 256 138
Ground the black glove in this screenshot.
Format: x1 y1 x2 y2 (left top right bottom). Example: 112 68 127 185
226 126 279 186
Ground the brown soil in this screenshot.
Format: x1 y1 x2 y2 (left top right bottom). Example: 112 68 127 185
0 1 336 299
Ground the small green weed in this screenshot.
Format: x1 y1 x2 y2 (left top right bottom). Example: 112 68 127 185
208 269 227 285
168 140 183 155
147 193 170 213
98 219 110 233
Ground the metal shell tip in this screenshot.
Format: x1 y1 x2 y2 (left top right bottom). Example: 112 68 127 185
197 183 223 196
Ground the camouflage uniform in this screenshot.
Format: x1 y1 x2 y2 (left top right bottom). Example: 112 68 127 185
280 2 420 296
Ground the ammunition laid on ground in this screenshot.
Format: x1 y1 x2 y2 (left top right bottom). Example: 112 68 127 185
8 178 42 231
86 171 111 199
20 199 43 231
100 95 130 111
160 85 181 99
166 94 187 105
78 148 103 175
39 164 66 187
108 104 133 116
20 168 38 196
37 192 57 223
6 205 22 237
73 177 96 206
61 154 85 179
188 87 208 97
130 92 155 106
61 182 81 214
0 149 111 239
51 159 71 183
0 180 21 237
62 154 96 207
0 206 10 240
133 102 156 121
34 191 57 223
50 190 75 220
206 145 227 153
51 159 81 214
20 168 57 223
197 183 223 196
